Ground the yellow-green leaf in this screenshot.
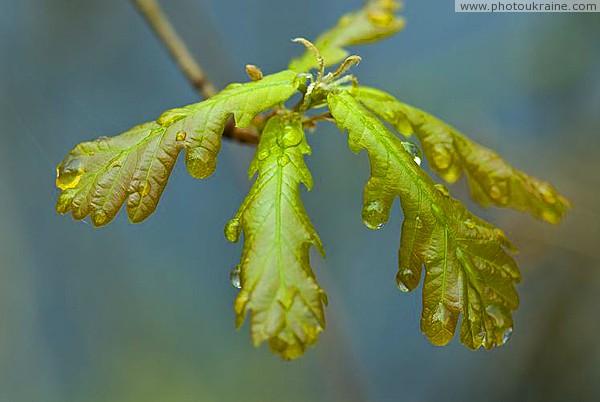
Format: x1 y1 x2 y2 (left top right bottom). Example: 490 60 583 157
224 115 326 360
356 86 571 224
55 70 302 226
328 91 520 349
289 0 405 72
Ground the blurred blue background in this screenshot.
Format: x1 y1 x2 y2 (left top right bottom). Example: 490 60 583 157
1 1 599 401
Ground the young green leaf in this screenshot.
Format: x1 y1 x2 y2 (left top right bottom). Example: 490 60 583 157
355 86 571 224
224 115 326 360
55 70 302 226
289 0 405 73
328 91 520 349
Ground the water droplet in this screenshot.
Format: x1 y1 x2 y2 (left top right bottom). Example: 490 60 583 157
257 149 270 161
280 125 302 148
224 218 241 242
185 148 214 179
56 159 85 190
176 130 187 141
431 144 452 170
93 210 108 226
363 201 384 229
277 154 290 166
396 279 410 293
319 289 329 306
395 269 416 293
434 183 450 198
230 265 241 289
464 219 476 229
402 141 422 166
502 327 513 345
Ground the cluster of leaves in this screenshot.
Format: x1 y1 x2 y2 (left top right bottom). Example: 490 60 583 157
55 0 570 359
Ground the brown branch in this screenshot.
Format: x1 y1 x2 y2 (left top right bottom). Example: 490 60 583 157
131 0 259 145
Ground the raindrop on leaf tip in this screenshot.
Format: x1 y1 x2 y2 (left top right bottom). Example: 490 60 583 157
230 265 241 289
502 327 513 345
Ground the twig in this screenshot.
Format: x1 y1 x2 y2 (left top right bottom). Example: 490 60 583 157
131 0 259 145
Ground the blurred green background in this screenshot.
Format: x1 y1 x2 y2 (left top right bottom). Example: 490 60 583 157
1 1 599 401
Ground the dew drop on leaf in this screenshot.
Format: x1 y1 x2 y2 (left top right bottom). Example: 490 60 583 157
364 220 383 230
464 219 476 229
396 279 410 293
502 327 513 345
224 218 241 242
363 201 384 229
401 141 422 166
56 159 85 190
229 265 241 289
280 125 303 148
395 269 416 293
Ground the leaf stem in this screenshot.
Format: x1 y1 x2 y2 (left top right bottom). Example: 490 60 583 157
131 0 259 145
302 112 333 128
